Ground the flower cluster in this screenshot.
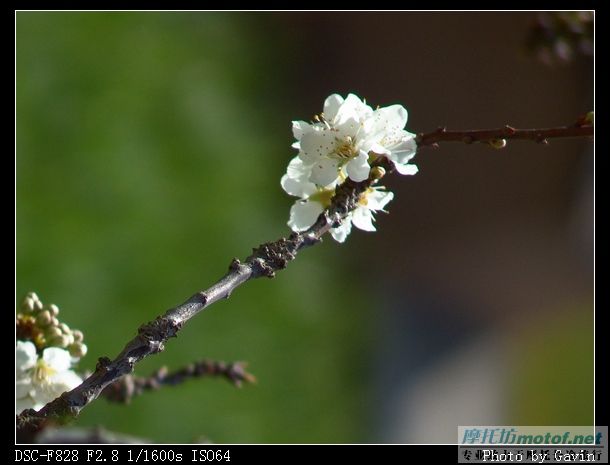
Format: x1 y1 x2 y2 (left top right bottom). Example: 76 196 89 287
16 341 82 414
281 94 418 242
16 292 85 414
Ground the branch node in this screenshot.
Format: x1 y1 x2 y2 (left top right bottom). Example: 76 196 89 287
302 232 322 246
504 125 517 135
96 357 112 371
138 317 182 350
248 237 299 278
229 258 242 271
197 291 208 306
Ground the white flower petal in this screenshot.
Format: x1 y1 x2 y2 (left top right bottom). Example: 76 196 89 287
366 190 394 211
352 207 376 232
292 120 311 140
378 105 408 131
288 200 324 232
285 156 312 179
367 142 391 156
334 116 363 139
298 150 317 164
32 402 47 412
16 341 38 372
310 157 341 187
388 134 417 164
16 377 34 399
16 398 36 415
344 93 365 105
323 94 344 121
281 174 316 198
345 151 371 182
338 94 373 123
48 370 82 394
300 129 335 157
30 369 82 411
366 105 409 143
282 156 318 197
42 347 72 372
394 163 419 175
31 389 54 410
330 218 353 243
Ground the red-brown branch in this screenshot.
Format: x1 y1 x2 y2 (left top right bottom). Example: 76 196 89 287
416 120 593 148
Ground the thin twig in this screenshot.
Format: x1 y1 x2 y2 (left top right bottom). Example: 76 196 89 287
16 117 593 441
101 360 256 404
416 118 593 148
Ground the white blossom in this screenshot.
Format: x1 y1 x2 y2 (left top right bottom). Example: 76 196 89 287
283 173 394 243
292 93 418 187
16 341 82 414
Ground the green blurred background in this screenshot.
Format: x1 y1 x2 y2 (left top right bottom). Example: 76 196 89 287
16 12 593 443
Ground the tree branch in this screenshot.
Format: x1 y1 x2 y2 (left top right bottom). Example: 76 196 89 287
16 117 593 442
16 157 389 442
416 117 593 148
101 359 256 404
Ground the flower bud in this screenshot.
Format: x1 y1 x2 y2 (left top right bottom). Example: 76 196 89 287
47 326 63 338
56 335 70 348
72 330 84 343
489 138 507 149
22 300 34 314
48 304 60 316
34 334 47 348
36 310 53 327
69 342 87 358
370 166 386 180
48 334 69 347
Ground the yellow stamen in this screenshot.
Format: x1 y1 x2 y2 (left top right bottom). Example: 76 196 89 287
334 136 357 159
358 188 375 207
33 360 56 385
309 188 336 208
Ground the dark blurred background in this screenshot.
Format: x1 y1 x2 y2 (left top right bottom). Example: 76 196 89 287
16 12 593 443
